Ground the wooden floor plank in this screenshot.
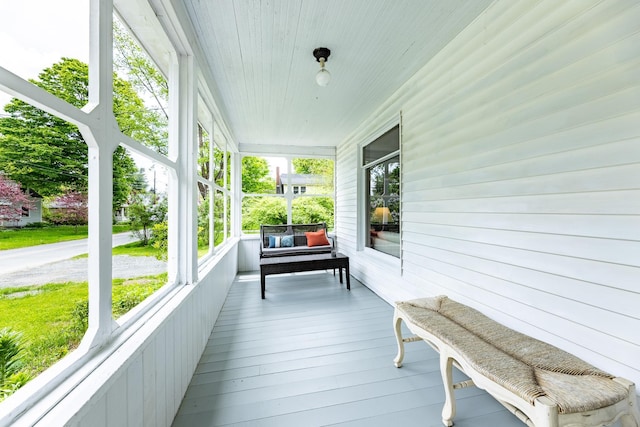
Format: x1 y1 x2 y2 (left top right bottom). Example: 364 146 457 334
172 271 522 427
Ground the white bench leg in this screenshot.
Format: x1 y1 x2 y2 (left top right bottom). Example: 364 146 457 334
621 414 640 427
440 351 456 427
615 379 640 427
393 312 405 368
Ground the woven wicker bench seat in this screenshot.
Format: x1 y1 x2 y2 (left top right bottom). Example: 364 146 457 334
393 296 640 427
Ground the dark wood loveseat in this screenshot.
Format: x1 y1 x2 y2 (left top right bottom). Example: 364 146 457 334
259 222 334 258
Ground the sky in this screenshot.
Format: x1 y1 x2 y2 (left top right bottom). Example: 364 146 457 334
0 0 170 192
0 0 89 108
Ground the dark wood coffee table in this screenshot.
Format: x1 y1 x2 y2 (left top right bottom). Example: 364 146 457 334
259 253 350 299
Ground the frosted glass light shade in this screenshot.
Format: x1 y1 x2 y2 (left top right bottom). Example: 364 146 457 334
316 68 331 86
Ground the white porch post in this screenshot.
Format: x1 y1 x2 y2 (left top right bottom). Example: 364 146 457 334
168 53 197 285
232 152 242 237
209 118 215 250
81 0 117 347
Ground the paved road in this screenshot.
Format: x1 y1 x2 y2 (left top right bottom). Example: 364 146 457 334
0 233 167 288
0 255 167 288
0 232 137 275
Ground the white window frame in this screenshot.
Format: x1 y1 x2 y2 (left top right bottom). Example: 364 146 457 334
0 0 196 415
357 114 402 268
240 154 336 233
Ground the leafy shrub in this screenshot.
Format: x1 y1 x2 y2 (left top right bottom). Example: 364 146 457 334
292 197 334 228
0 328 27 402
23 222 48 228
71 300 89 334
24 329 80 376
129 194 167 245
45 192 88 226
1 371 32 400
242 197 287 232
151 221 168 261
0 328 24 385
113 286 153 317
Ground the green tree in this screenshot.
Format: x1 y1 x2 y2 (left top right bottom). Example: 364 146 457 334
292 197 334 228
197 124 210 199
113 18 168 155
113 19 168 121
0 59 89 196
292 158 334 176
130 168 148 194
241 197 287 231
46 191 88 227
128 193 167 245
0 58 161 210
292 158 334 193
0 174 34 224
242 156 274 194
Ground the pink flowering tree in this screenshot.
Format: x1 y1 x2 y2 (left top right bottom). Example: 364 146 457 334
0 174 34 226
47 191 88 228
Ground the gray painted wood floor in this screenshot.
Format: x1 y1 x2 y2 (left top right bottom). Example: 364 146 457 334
172 271 523 427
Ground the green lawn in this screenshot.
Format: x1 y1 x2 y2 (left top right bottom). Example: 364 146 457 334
0 273 166 379
0 224 132 251
0 236 164 392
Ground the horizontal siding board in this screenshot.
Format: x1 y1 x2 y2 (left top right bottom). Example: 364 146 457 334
402 233 639 292
404 139 640 192
399 254 640 361
404 222 640 267
334 0 640 390
401 243 640 335
403 112 640 182
403 213 640 240
403 190 640 215
403 85 640 173
404 164 640 203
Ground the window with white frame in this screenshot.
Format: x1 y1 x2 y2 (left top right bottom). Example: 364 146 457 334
241 156 334 233
363 125 400 258
196 115 232 260
0 5 180 399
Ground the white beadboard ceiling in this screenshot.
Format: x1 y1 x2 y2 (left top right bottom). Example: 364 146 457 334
181 0 493 149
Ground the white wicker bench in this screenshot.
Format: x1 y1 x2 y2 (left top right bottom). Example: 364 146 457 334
393 296 640 427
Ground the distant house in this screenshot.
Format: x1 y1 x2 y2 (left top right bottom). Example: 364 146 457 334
114 204 130 223
0 188 43 228
275 167 330 195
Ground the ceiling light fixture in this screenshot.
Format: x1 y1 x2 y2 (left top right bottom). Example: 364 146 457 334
313 47 331 87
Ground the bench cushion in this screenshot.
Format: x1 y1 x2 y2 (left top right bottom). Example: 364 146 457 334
305 229 330 246
260 223 333 257
396 296 629 414
261 244 332 257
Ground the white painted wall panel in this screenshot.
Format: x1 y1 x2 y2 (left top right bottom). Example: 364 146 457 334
106 374 127 427
238 237 261 271
126 356 144 426
336 0 640 388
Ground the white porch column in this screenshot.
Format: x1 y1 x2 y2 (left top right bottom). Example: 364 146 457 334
168 53 198 285
232 151 242 237
80 0 118 347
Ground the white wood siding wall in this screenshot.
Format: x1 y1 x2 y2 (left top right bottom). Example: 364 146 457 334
238 237 261 271
32 244 238 427
336 0 640 388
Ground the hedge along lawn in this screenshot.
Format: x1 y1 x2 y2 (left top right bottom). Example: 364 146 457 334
0 273 166 378
0 224 132 251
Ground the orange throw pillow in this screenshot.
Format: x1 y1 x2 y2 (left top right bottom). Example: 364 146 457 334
305 229 330 247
